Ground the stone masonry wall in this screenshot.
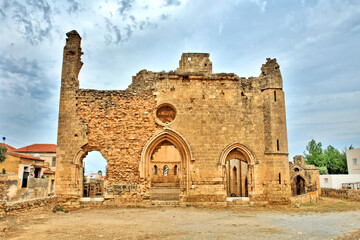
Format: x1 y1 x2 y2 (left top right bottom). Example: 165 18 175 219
56 30 292 204
75 89 160 201
154 68 290 203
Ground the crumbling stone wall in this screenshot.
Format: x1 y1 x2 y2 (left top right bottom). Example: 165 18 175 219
0 176 6 200
56 30 292 204
1 196 57 214
321 188 360 201
289 155 320 197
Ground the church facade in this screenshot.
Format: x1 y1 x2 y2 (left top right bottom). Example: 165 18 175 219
55 30 292 205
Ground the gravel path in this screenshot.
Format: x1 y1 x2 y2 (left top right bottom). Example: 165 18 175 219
1 207 359 240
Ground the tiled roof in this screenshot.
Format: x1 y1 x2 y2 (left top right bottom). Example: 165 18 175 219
0 143 16 151
15 144 56 153
7 152 45 161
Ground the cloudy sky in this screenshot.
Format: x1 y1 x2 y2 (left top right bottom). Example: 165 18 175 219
1 0 359 173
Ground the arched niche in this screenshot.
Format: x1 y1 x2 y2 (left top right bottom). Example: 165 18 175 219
290 173 308 196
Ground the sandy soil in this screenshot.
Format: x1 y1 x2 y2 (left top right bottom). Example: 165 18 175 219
1 197 359 240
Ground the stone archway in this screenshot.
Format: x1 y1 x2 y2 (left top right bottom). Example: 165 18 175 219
72 144 107 197
291 175 306 196
140 129 193 200
219 143 256 197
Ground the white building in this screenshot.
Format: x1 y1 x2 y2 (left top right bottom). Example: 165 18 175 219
320 147 360 189
346 148 360 174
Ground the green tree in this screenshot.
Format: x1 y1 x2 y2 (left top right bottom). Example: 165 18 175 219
0 145 7 163
304 139 325 166
98 170 103 176
316 166 328 175
324 145 346 174
303 140 350 174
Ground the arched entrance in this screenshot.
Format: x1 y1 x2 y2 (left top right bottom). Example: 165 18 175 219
72 145 107 197
82 151 107 197
219 143 256 197
140 129 193 200
291 175 305 196
228 158 249 197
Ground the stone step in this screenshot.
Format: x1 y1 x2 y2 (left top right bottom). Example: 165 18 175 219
150 200 180 206
150 187 180 200
151 182 180 187
80 197 104 202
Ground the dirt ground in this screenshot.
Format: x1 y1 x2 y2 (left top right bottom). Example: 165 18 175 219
1 197 360 240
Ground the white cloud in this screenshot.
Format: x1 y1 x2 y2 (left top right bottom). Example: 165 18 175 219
250 0 267 13
0 0 359 160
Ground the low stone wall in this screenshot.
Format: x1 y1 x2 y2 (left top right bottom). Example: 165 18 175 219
181 194 226 203
28 177 48 188
321 188 360 201
290 192 318 204
0 196 57 214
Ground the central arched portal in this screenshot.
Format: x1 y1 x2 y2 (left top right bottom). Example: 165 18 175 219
140 129 193 200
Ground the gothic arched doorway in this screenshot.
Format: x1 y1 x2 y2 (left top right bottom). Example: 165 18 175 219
219 143 256 198
227 158 249 197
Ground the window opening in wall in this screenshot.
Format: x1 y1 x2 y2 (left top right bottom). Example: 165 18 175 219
277 139 280 151
324 178 328 183
50 179 55 192
153 165 157 175
353 158 358 165
52 156 56 167
279 173 281 184
294 167 299 172
22 166 30 188
274 90 277 102
163 165 168 176
34 167 41 178
82 151 107 197
156 104 176 124
174 165 178 176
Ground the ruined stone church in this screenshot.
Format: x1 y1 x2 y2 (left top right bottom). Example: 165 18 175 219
55 30 293 205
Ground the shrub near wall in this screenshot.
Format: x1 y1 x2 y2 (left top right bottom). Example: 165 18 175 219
321 188 360 201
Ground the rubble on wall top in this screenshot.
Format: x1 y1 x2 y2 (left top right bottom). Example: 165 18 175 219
66 30 81 38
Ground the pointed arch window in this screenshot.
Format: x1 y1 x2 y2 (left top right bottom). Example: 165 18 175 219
153 165 157 175
163 165 168 176
174 165 178 176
